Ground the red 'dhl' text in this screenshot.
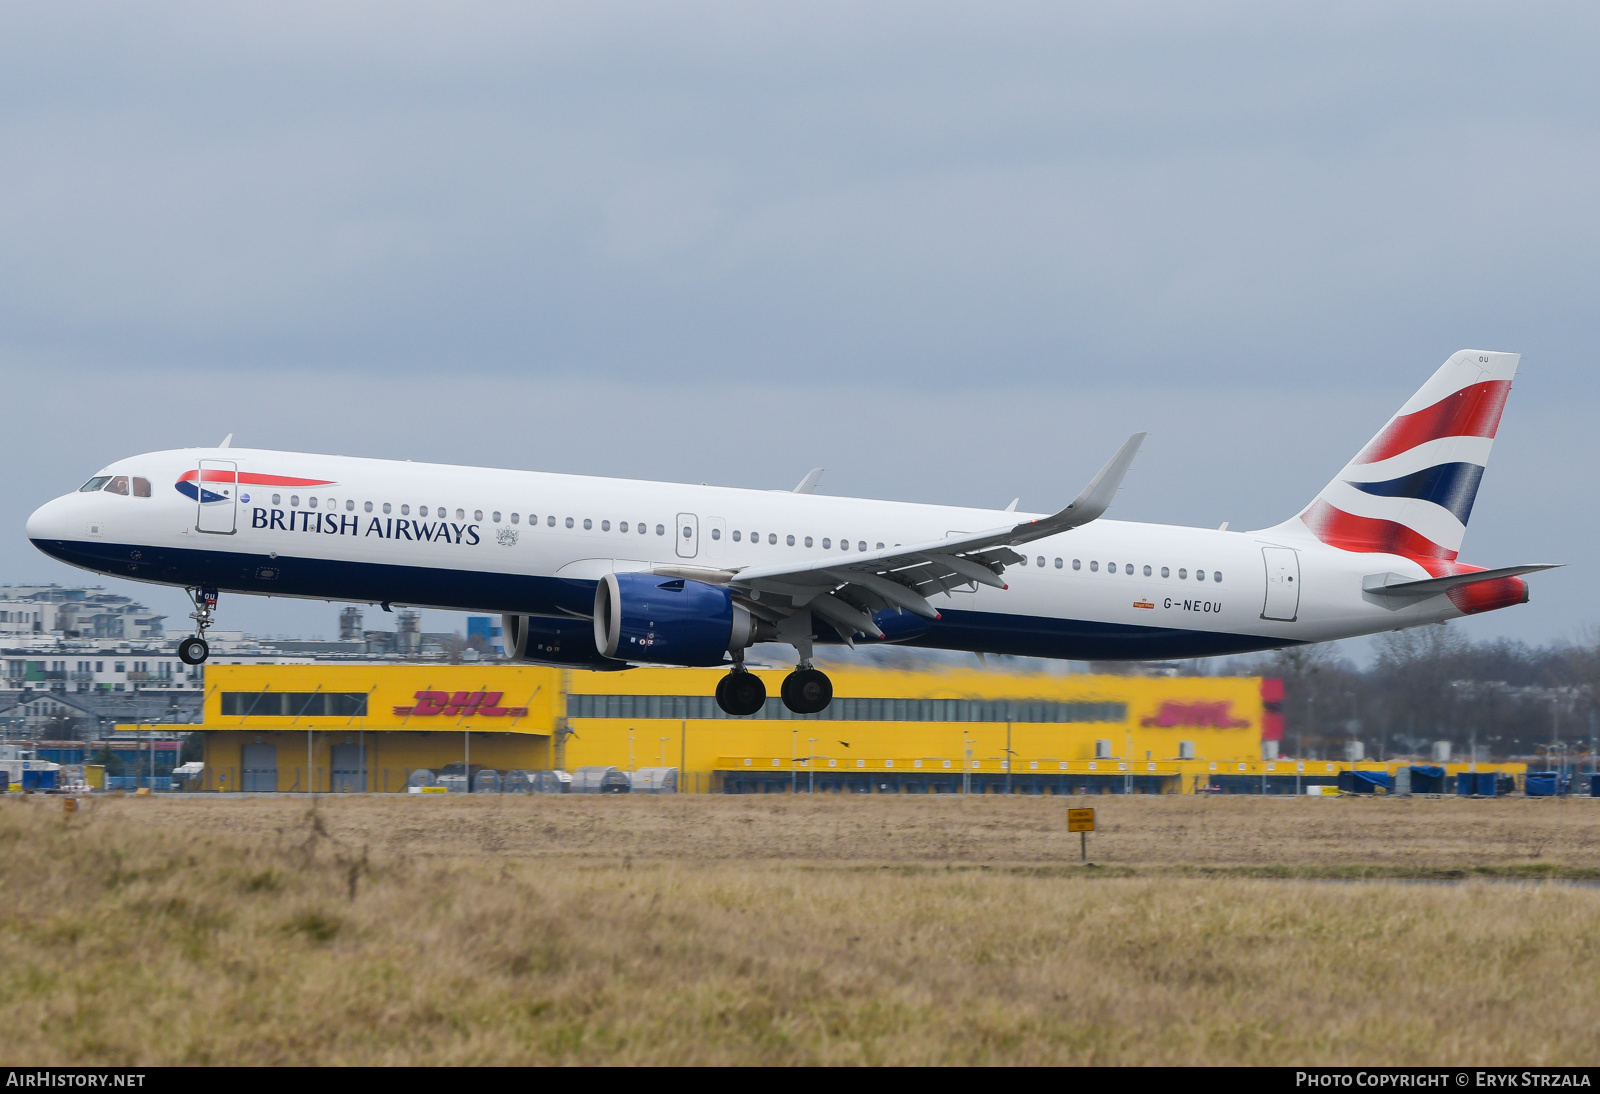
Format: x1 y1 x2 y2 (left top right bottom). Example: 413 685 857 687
393 691 529 717
1140 700 1250 729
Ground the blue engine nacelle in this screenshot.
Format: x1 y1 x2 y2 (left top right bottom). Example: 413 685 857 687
593 573 760 667
501 613 627 670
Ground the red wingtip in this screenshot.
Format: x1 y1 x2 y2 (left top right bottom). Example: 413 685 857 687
1002 583 1009 590
935 612 942 620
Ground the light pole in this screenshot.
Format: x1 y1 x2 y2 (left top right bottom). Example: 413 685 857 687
1005 721 1012 794
963 737 975 795
808 738 818 794
791 727 797 793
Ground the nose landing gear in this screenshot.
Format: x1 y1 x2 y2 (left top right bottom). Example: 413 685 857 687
177 587 218 666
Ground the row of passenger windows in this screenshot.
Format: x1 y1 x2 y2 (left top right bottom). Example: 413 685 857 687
250 491 1220 580
567 693 1128 723
1017 556 1222 583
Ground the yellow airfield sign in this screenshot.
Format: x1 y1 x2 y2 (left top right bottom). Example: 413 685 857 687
1067 808 1096 832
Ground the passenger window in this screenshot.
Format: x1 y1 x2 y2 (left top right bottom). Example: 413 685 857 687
1072 559 1081 570
732 530 741 542
1178 568 1187 579
1054 558 1062 568
786 535 795 546
418 506 427 517
1197 570 1206 581
686 526 695 540
805 536 813 547
583 519 592 530
1019 556 1027 566
547 516 556 527
877 542 885 550
272 494 282 506
1036 556 1044 568
473 510 482 521
1090 561 1098 572
344 500 354 511
618 520 626 532
401 504 410 515
711 528 721 540
769 534 778 545
656 524 665 535
365 502 374 513
858 541 866 552
1161 566 1169 578
1143 565 1152 576
1108 562 1117 573
565 517 574 528
511 513 519 524
290 496 301 507
106 476 130 496
1214 572 1222 583
309 497 319 509
638 523 647 534
79 476 111 492
382 503 391 514
822 538 831 549
492 511 501 523
132 478 151 497
459 509 468 521
601 520 610 531
1124 563 1132 574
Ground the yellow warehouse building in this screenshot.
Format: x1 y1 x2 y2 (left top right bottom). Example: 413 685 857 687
168 663 1522 794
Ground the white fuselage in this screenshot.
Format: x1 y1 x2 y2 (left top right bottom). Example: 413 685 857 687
26 447 1471 663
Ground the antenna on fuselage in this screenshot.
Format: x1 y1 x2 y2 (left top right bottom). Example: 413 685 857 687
217 434 233 449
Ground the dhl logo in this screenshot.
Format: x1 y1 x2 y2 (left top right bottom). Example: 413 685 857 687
392 691 529 718
1140 700 1250 729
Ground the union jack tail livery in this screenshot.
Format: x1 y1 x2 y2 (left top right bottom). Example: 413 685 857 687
1288 350 1517 564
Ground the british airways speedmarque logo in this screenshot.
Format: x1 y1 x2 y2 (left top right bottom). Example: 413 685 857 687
176 469 335 503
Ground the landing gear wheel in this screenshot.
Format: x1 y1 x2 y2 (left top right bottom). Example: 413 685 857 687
177 636 210 666
781 668 833 715
716 670 767 716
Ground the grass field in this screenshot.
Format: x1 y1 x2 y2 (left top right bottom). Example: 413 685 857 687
4 792 1599 1065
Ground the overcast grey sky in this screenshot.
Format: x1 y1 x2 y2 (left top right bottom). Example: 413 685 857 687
1 2 1593 649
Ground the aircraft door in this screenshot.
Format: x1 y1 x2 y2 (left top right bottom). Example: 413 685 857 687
195 460 238 535
675 513 699 559
1260 547 1301 621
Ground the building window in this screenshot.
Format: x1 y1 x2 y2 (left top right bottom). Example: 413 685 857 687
221 692 369 717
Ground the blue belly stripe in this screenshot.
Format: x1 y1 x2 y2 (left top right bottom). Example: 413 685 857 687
31 537 1299 663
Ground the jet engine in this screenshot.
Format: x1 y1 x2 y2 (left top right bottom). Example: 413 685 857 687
501 613 627 670
593 572 765 667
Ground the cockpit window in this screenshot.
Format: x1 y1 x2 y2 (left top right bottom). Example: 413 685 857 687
105 476 130 496
132 478 151 497
79 476 111 492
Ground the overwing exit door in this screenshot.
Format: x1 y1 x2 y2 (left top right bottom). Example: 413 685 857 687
195 460 238 534
1261 547 1301 621
675 513 699 558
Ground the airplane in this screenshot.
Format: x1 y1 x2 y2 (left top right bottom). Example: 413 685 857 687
26 349 1555 717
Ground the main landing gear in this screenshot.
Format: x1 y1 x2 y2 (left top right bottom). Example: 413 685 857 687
714 657 834 717
177 587 218 666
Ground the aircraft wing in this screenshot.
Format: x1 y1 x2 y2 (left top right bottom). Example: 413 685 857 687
701 434 1146 641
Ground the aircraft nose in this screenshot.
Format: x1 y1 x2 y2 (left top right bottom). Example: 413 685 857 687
26 495 73 542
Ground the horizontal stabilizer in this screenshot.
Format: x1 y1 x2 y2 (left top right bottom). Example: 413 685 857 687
1362 564 1561 599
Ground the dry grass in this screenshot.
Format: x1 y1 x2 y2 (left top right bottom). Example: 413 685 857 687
3 793 1599 1065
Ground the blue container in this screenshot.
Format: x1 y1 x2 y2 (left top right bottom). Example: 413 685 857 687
1456 771 1498 796
1338 769 1393 793
1591 773 1600 798
21 769 58 791
1525 772 1559 797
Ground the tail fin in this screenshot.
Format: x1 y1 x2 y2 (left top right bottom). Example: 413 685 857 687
1271 349 1519 562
